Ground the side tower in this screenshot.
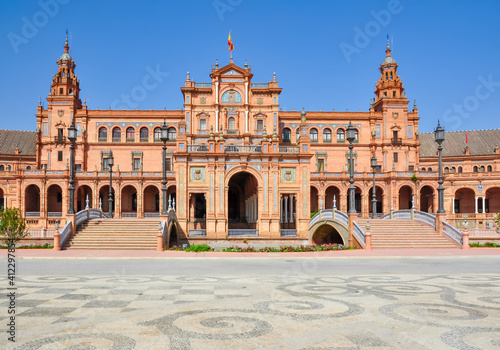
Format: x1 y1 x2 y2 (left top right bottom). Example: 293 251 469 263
37 33 82 170
371 39 419 172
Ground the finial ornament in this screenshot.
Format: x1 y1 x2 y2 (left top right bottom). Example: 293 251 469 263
386 34 390 49
273 72 276 82
244 60 248 69
39 96 41 106
186 71 190 81
301 106 306 123
84 96 86 105
215 59 219 69
414 99 417 109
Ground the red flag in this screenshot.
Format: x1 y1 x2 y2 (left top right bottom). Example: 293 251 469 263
466 132 468 143
228 30 234 52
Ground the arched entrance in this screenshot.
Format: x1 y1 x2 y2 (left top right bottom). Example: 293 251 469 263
99 185 114 213
454 188 475 213
420 186 434 213
76 185 92 212
346 186 362 213
121 185 138 217
47 184 63 217
368 186 383 217
398 185 413 210
0 187 4 209
168 223 178 248
311 224 344 245
228 172 258 231
144 185 160 217
25 184 40 216
325 186 340 210
310 186 319 214
486 187 500 213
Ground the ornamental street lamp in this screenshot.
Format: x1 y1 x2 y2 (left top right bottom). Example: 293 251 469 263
434 121 445 214
161 119 169 215
346 122 356 214
67 122 77 214
108 151 114 218
370 155 380 219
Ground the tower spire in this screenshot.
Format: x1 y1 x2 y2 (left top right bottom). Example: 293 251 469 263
64 30 69 54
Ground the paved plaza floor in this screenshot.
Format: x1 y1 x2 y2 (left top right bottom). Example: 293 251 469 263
1 253 500 349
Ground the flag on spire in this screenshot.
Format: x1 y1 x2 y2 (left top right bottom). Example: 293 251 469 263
228 30 234 52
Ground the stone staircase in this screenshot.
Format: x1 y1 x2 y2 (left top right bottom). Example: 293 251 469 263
64 218 160 250
357 219 460 249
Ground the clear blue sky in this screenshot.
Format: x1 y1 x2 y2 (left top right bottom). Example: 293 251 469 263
1 0 499 133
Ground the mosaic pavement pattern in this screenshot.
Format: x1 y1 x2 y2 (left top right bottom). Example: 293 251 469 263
1 274 500 349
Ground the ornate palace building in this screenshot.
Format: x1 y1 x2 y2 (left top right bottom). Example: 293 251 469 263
1 36 499 246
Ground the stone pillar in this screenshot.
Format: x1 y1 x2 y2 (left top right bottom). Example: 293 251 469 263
284 195 288 223
475 196 478 213
482 197 486 213
290 194 294 223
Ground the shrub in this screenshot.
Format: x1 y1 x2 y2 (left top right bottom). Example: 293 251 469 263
310 209 319 218
0 207 28 246
185 243 213 252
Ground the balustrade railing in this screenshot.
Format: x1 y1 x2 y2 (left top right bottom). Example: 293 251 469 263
47 212 62 218
309 209 365 247
228 229 258 237
280 229 297 237
225 145 262 153
25 212 40 217
279 146 299 153
189 229 207 237
187 144 209 152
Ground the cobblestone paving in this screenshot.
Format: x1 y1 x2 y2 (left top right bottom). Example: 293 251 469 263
2 274 500 349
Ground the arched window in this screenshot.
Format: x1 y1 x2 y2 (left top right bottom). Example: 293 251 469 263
126 127 135 142
296 128 300 142
98 127 107 142
421 167 426 173
337 129 345 143
167 127 176 141
140 127 149 142
444 167 449 173
458 166 463 173
487 165 492 172
228 117 235 131
154 127 161 142
282 128 291 143
479 165 485 172
354 130 359 143
473 166 478 173
6 165 11 171
451 167 456 173
112 127 121 142
323 128 332 143
0 165 4 171
26 166 31 170
310 128 318 142
428 168 432 172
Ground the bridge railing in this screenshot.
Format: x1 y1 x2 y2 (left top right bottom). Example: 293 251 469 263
75 208 107 228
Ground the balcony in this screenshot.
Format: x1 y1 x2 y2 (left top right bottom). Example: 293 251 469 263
112 137 121 143
140 138 149 143
54 136 66 144
227 129 239 135
187 144 209 152
194 83 212 88
279 146 299 153
392 138 402 145
225 145 262 153
98 137 107 143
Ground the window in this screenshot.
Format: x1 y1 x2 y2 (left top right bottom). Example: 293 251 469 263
102 158 110 171
427 167 432 172
58 151 63 162
58 129 64 142
444 167 449 173
409 165 414 172
0 165 4 171
133 158 141 171
393 152 398 163
6 165 11 171
488 165 492 172
479 165 485 172
296 128 300 142
473 166 478 173
337 129 345 143
451 167 456 173
421 168 426 173
167 127 176 141
140 127 149 142
393 91 396 97
165 157 172 171
458 166 463 173
317 159 325 172
354 130 359 143
112 127 121 142
98 127 107 142
75 164 82 171
282 128 291 143
200 119 207 131
59 88 63 94
126 127 135 142
26 166 31 170
310 128 318 142
256 120 263 131
43 123 48 136
228 117 235 131
154 127 161 142
323 129 332 143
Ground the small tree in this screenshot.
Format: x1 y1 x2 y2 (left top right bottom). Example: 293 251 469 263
494 212 500 232
0 207 28 245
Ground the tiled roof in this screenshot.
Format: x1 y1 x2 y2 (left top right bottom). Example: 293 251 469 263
0 129 37 156
419 129 500 157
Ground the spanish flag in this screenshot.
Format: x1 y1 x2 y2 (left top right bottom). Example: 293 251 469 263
228 30 234 52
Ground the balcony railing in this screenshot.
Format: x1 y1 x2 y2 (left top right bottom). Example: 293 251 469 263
251 83 268 88
126 138 135 143
280 229 297 237
54 136 66 144
47 212 62 218
279 146 299 153
227 129 239 135
194 83 212 88
228 229 258 237
98 137 107 143
112 137 121 142
140 138 149 143
25 212 40 217
225 145 262 153
189 229 207 237
392 138 402 145
187 144 209 152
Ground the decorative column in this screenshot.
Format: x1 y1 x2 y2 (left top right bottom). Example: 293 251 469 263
284 195 288 223
289 194 294 223
482 197 486 213
475 196 478 214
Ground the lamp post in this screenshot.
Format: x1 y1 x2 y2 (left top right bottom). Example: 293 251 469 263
160 119 169 215
371 155 378 219
346 122 356 214
108 151 114 218
434 121 445 214
67 122 77 214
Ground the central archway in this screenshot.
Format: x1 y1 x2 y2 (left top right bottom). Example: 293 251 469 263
227 171 258 231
